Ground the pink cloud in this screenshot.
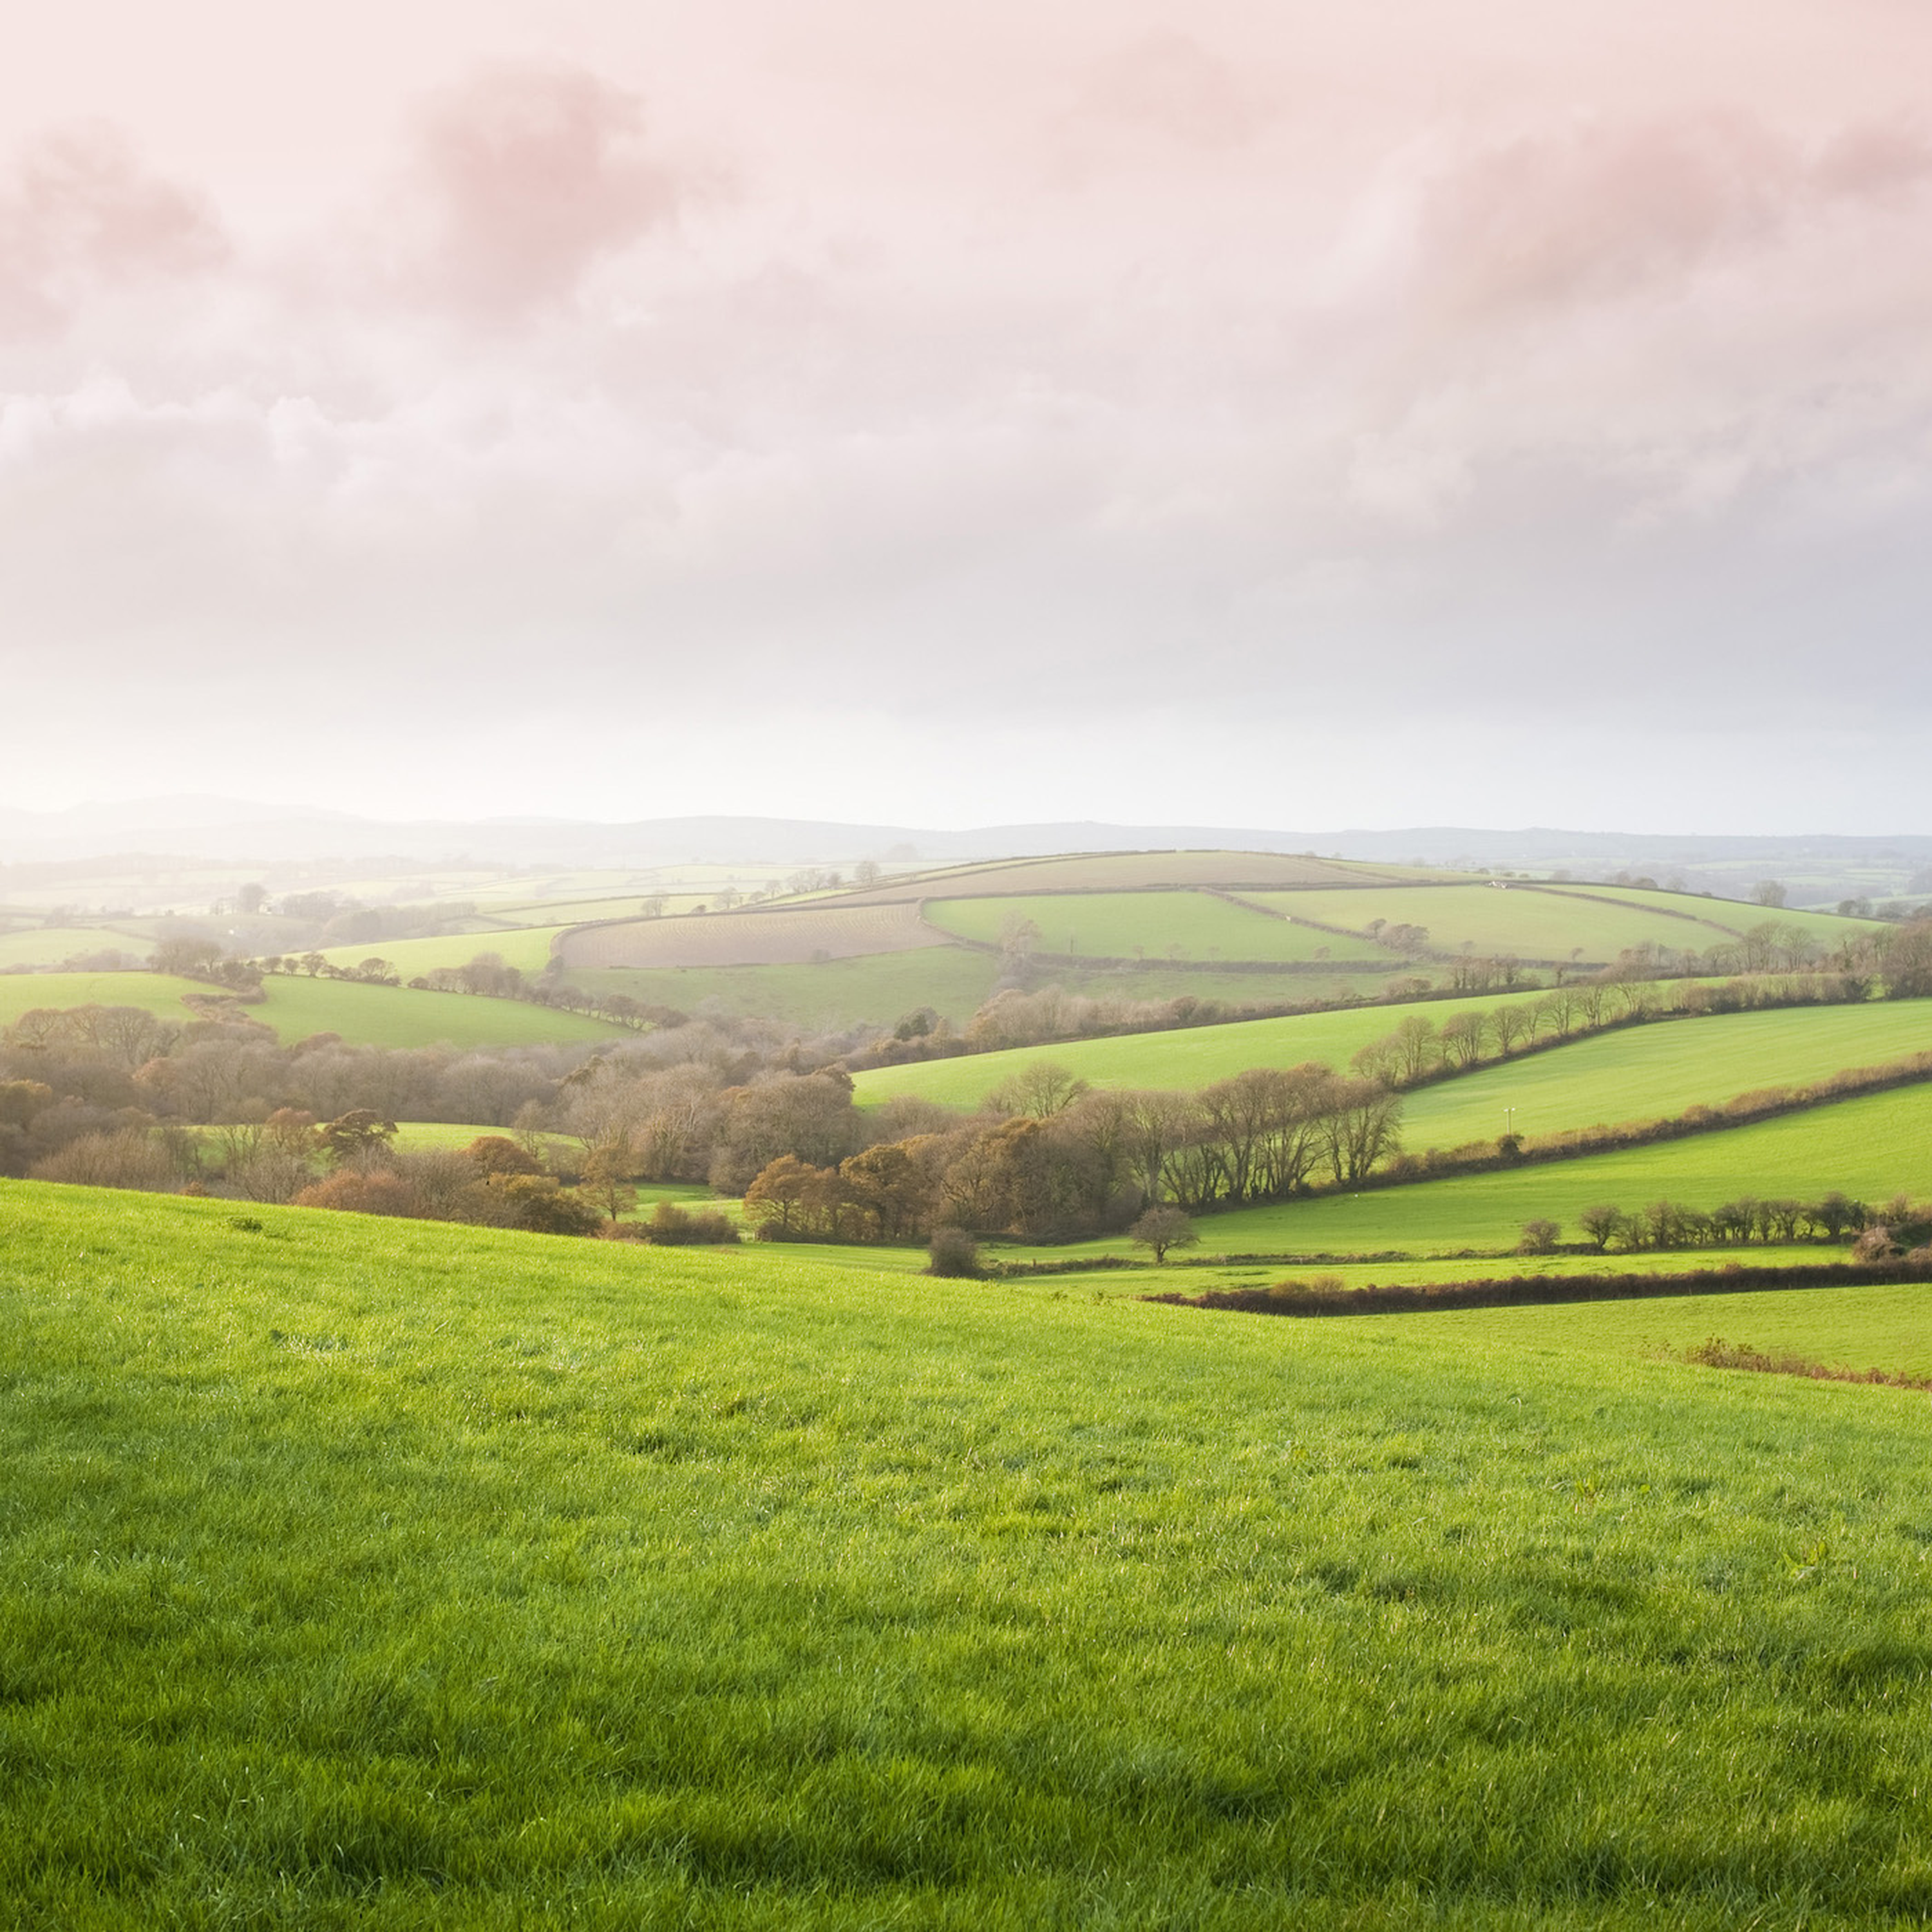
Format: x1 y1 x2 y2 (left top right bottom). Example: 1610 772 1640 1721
0 124 227 335
1074 30 1266 152
393 61 689 319
1412 115 1798 325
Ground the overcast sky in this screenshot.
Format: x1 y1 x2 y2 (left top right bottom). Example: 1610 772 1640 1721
2 1 1927 832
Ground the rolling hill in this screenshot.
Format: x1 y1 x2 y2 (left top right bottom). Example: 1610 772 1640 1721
6 1178 1932 1924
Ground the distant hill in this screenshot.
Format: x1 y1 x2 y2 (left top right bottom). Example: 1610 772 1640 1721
4 799 1931 882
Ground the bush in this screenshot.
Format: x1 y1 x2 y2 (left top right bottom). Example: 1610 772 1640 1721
1517 1218 1560 1255
293 1170 424 1217
31 1128 182 1193
488 1175 603 1237
641 1200 739 1245
926 1226 984 1278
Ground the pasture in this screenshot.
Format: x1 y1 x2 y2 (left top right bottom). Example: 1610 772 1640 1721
482 894 717 924
0 926 152 969
1247 884 1734 961
849 987 1562 1110
0 969 621 1049
1020 1244 1856 1302
827 848 1421 905
1555 884 1884 948
0 971 220 1028
560 902 949 972
1397 999 1932 1151
316 925 567 978
925 891 1394 962
569 948 1004 1030
252 978 621 1049
7 1179 1932 1926
1141 1079 1932 1259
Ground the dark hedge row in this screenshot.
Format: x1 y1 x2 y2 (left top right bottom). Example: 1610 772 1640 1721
1148 1260 1932 1318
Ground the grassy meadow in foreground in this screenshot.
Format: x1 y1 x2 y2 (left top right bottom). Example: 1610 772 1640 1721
5 1179 1932 1927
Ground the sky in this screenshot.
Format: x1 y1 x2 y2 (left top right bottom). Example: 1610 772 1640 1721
1 0 1928 833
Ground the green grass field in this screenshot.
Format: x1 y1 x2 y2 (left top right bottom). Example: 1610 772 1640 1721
850 987 1561 1110
1555 884 1883 949
829 849 1423 905
6 1179 1932 1926
1398 1000 1932 1151
569 948 1005 1030
0 971 620 1050
925 891 1395 963
1246 884 1778 961
316 926 567 978
0 971 218 1028
1034 1243 1847 1301
252 978 620 1049
488 895 717 923
1144 1080 1932 1259
0 927 153 968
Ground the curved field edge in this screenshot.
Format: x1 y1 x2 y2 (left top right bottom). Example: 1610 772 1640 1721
818 848 1432 905
923 891 1397 963
316 925 568 977
559 900 948 971
0 969 623 1048
5 1180 1932 1925
1087 1078 1932 1261
1396 999 1932 1150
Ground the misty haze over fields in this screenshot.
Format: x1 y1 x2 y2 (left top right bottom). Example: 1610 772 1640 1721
2 0 1926 834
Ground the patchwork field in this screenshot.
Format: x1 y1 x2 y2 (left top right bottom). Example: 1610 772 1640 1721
0 925 153 968
560 901 949 971
1247 884 1870 961
1397 999 1932 1150
0 969 620 1050
1556 884 1887 949
1147 1079 1932 1258
926 891 1396 963
569 949 1003 1029
849 987 1563 1110
0 971 221 1028
826 849 1426 905
484 895 717 924
251 978 620 1049
5 1179 1932 1926
316 925 567 978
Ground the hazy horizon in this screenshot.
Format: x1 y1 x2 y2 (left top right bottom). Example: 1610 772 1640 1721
4 1 1926 833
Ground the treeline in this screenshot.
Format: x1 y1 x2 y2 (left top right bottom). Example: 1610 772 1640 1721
1525 1191 1932 1257
1348 969 1879 1097
0 1000 862 1183
33 1105 741 1246
252 951 675 1032
1517 1190 1887 1256
736 1065 1401 1244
